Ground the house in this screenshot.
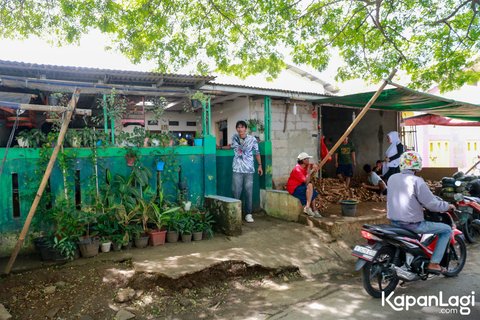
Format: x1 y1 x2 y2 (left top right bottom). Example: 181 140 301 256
0 60 399 257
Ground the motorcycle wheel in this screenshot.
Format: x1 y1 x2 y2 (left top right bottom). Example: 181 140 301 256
362 246 399 298
462 215 479 244
444 235 467 277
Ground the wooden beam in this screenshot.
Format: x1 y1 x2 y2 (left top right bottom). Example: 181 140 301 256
0 102 91 116
211 93 241 105
318 69 397 169
4 89 81 275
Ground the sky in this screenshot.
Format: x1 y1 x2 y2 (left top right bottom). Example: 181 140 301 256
0 31 477 101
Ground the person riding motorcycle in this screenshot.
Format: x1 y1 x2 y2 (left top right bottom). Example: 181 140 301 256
387 151 456 274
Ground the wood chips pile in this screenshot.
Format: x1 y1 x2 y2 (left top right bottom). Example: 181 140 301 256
295 176 441 213
310 177 385 212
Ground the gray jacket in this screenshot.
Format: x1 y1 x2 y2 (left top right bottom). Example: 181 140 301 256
387 170 450 222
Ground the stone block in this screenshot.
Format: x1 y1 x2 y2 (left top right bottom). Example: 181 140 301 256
205 195 242 236
261 190 302 222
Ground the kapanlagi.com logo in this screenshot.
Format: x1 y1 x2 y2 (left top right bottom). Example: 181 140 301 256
382 291 475 316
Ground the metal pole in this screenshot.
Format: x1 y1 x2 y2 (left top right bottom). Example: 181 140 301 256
103 94 108 134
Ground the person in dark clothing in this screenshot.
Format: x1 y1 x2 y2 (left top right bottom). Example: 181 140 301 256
383 131 404 183
373 160 384 177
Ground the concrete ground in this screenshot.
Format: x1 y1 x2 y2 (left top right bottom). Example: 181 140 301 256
0 214 356 279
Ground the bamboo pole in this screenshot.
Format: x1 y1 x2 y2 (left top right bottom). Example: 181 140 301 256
465 159 480 175
4 89 81 274
318 69 397 170
0 102 91 115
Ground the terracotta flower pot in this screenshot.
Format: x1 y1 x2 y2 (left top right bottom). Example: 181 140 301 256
149 230 167 246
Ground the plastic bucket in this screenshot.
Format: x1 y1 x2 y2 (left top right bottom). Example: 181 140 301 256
156 161 165 171
340 200 358 217
194 138 203 146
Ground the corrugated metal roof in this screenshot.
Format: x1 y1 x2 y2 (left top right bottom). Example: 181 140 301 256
208 82 330 97
0 60 214 88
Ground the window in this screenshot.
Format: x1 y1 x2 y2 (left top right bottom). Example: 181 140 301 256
186 121 197 127
169 121 179 126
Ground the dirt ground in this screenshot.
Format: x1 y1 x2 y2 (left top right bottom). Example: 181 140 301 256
0 196 381 320
0 259 308 320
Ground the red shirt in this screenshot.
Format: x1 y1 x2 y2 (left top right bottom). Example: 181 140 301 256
286 164 308 194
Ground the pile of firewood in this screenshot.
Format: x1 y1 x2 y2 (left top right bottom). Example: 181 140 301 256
310 177 385 212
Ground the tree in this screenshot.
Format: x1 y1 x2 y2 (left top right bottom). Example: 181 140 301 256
1 0 479 91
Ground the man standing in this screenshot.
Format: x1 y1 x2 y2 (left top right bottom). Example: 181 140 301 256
335 137 356 196
286 152 322 218
231 120 263 223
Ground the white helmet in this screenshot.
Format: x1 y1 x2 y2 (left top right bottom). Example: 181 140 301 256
400 151 423 171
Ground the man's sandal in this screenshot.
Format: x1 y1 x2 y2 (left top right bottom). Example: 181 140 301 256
426 266 447 275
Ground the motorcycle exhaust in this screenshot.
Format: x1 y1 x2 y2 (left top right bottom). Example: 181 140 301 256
393 266 420 281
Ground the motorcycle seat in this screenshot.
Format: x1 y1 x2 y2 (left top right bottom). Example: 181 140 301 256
364 224 421 240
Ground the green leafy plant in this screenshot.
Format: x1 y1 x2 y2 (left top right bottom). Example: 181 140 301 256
202 212 215 239
246 119 264 133
149 204 181 231
17 129 46 148
65 129 82 148
179 213 194 235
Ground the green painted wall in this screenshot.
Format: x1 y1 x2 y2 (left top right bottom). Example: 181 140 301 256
0 142 272 234
0 147 205 233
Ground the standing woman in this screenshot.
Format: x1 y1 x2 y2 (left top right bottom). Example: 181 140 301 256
383 131 404 182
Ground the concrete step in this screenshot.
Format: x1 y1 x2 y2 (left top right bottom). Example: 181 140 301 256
298 204 388 245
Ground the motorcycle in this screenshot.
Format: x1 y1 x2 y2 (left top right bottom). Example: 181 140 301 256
352 210 467 298
456 194 480 243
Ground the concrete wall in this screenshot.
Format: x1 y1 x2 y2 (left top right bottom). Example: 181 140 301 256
144 111 202 133
321 106 398 178
250 99 318 188
211 97 250 146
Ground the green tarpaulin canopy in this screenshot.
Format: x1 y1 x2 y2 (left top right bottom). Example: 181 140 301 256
318 82 480 122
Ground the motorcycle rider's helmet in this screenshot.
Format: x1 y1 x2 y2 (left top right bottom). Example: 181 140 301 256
399 151 422 171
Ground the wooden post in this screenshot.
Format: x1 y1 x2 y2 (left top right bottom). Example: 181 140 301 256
4 89 81 274
318 69 397 170
465 159 480 175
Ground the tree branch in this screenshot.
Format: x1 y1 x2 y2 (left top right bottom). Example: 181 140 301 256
434 0 472 24
367 10 407 62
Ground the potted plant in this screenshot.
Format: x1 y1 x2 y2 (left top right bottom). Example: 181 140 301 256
246 119 264 133
16 130 30 148
132 196 154 248
178 137 188 146
76 210 100 258
202 212 215 240
179 213 194 242
192 213 204 241
149 204 180 246
124 147 139 166
66 129 82 148
17 129 46 148
115 204 137 249
166 211 182 243
100 239 112 253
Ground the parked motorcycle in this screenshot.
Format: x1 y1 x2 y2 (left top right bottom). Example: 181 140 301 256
441 175 480 243
456 194 480 243
352 210 467 298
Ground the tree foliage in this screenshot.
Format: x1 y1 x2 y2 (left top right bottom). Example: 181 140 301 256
1 0 479 91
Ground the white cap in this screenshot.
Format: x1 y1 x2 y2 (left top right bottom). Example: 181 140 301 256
297 152 313 160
